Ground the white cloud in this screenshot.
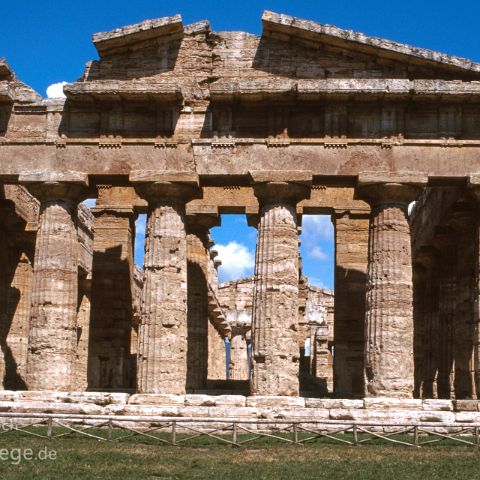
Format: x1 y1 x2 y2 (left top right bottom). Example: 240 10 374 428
301 215 334 240
305 276 329 289
135 214 147 236
46 82 67 98
215 241 255 282
300 215 333 263
408 201 416 215
309 245 328 261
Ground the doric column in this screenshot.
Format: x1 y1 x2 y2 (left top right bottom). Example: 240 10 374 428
250 172 311 396
414 246 440 398
433 227 457 399
186 213 220 391
21 175 88 391
357 176 424 398
332 210 370 397
88 204 137 390
467 179 480 397
0 209 10 389
0 201 35 390
412 260 427 398
229 325 250 381
449 204 477 399
132 173 200 394
74 273 91 391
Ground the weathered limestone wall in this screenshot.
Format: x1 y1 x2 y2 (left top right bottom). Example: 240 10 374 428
2 392 480 431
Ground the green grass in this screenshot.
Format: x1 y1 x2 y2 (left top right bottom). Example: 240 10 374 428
0 429 478 479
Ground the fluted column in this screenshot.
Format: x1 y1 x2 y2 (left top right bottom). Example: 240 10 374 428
250 175 311 396
186 214 219 391
229 326 250 381
357 179 423 398
433 228 457 399
450 206 477 398
415 247 440 398
23 180 88 391
133 178 200 394
412 262 427 398
88 205 136 390
333 210 369 397
0 216 9 388
467 181 480 397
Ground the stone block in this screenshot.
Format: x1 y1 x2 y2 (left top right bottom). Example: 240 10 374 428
305 398 363 409
453 400 479 412
0 391 18 402
246 396 305 408
363 397 422 410
128 394 185 406
184 394 217 406
455 412 480 423
419 411 456 423
16 391 63 403
177 406 212 418
121 405 180 417
422 399 453 411
207 407 260 419
329 409 369 421
0 401 105 415
258 408 330 420
213 395 246 407
62 392 130 406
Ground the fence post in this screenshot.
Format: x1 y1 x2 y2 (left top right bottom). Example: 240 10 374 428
232 422 238 446
414 425 419 447
107 419 113 440
293 423 299 444
172 421 177 446
353 424 358 446
47 418 53 438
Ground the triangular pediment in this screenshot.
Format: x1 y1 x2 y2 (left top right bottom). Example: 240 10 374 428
261 11 480 80
68 11 480 105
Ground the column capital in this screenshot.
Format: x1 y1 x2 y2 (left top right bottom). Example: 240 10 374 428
249 170 312 205
130 171 201 203
19 171 89 202
356 172 426 208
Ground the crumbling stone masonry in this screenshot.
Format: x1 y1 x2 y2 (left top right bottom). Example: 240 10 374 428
1 11 480 403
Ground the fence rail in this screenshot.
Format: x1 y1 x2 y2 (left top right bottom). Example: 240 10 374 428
0 412 479 448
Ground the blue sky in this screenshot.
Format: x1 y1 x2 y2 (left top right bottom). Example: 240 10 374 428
6 1 479 290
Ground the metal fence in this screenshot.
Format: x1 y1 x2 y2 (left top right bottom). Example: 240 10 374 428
0 412 479 448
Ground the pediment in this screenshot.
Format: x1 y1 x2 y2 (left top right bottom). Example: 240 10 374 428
77 10 480 98
261 11 480 81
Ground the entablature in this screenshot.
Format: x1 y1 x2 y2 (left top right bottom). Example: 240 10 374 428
63 80 182 103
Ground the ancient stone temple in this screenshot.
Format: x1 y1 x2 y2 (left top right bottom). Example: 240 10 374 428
2 11 480 406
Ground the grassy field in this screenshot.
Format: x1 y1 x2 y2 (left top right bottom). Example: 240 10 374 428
0 430 478 479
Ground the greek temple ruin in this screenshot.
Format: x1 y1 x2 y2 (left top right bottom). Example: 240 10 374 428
2 10 480 413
